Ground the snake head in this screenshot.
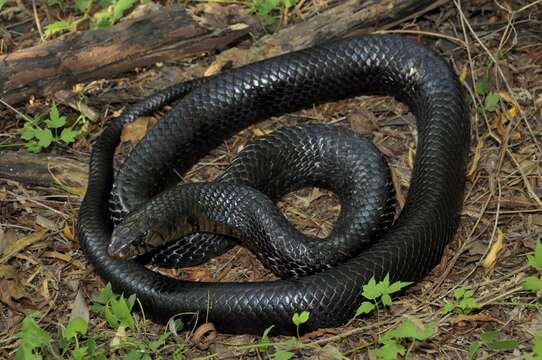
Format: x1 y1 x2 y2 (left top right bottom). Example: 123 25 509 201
108 208 182 260
108 209 154 259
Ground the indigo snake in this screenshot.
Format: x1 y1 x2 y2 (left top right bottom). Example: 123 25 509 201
76 35 469 334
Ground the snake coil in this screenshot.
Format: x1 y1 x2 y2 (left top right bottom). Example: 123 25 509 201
76 35 469 334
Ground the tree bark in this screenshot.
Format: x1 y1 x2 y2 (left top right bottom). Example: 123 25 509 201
0 6 249 105
249 0 448 59
0 151 87 191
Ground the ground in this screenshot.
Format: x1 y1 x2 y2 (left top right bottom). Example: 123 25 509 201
0 0 541 359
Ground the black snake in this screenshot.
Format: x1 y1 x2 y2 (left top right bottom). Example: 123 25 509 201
76 35 469 335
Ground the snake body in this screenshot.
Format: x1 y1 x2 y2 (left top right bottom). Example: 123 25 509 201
76 35 469 334
109 124 396 278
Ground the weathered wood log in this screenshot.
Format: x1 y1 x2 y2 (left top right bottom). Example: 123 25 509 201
90 0 450 104
226 0 449 61
0 151 87 191
0 6 249 105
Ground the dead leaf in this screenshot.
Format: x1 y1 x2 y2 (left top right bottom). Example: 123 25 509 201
348 109 379 135
204 58 233 77
252 128 272 137
0 228 48 264
69 289 90 325
63 222 75 241
120 116 157 146
482 228 505 269
468 136 485 177
0 228 17 255
42 251 72 263
36 215 57 231
0 264 31 303
183 268 213 281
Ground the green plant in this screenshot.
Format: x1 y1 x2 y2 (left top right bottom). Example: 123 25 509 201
468 330 518 359
524 239 542 293
371 319 435 360
355 274 412 317
251 0 295 26
292 310 309 338
474 68 501 113
15 313 52 360
45 0 138 36
15 284 177 359
19 101 87 153
442 287 481 315
526 334 542 360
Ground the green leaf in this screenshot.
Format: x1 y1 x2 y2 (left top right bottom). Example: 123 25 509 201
442 302 455 315
62 316 88 339
292 310 309 326
60 128 79 144
383 320 435 342
45 102 67 128
272 351 294 360
484 92 500 112
259 325 274 352
92 10 113 28
362 276 382 300
34 128 53 148
490 339 518 351
372 339 406 360
15 345 39 360
104 304 120 328
355 301 375 316
110 295 135 328
17 315 51 351
381 294 392 306
72 346 88 360
459 297 480 312
0 0 7 13
524 276 542 293
92 284 114 307
385 280 413 294
45 20 71 36
20 122 36 141
532 334 542 355
149 332 170 352
480 331 498 345
475 75 489 96
124 350 144 360
453 287 466 300
75 0 92 12
528 240 542 270
25 141 43 153
112 0 136 22
468 341 480 360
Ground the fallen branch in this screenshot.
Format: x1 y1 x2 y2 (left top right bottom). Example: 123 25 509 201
0 6 249 105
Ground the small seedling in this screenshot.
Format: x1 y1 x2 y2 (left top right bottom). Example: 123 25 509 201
473 64 502 113
15 313 52 360
355 274 412 317
468 330 518 359
15 284 176 359
45 0 138 36
525 333 542 360
292 310 309 338
251 0 295 26
19 101 87 153
371 319 435 360
524 240 542 293
442 287 481 315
